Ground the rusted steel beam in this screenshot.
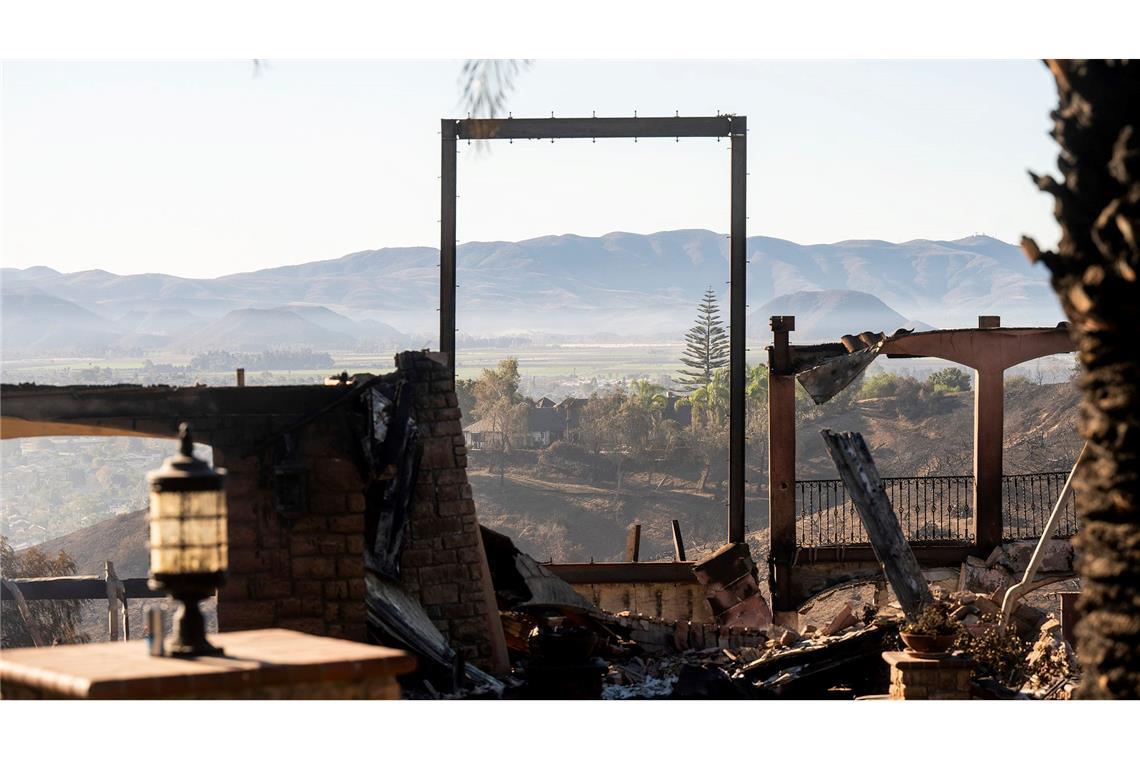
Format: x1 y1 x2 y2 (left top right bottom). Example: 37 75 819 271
819 429 934 622
768 316 797 611
544 562 697 585
440 119 458 366
728 116 747 545
455 116 734 141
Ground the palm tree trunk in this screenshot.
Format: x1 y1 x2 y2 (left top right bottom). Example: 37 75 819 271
1026 59 1140 699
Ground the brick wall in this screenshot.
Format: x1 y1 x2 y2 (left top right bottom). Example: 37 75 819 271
217 412 368 642
217 352 507 675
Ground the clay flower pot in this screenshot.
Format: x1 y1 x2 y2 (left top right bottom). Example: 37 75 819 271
900 631 957 654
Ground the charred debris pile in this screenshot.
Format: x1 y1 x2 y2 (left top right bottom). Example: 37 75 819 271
384 524 1076 700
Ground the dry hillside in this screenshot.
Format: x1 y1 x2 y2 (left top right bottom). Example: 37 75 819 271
19 381 1081 600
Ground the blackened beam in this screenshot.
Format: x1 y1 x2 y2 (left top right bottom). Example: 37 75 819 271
728 116 747 544
440 119 458 364
454 116 735 141
0 383 370 443
1 576 165 601
819 429 933 622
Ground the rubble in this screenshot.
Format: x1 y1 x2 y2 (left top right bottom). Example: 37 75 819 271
691 542 773 629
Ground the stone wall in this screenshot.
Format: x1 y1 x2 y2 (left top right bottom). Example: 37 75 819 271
393 352 508 673
0 362 507 672
573 581 714 623
217 351 507 675
217 412 368 642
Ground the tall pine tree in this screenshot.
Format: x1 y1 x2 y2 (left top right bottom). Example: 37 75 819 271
675 287 729 392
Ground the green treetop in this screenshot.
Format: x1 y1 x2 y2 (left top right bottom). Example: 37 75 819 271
675 287 729 392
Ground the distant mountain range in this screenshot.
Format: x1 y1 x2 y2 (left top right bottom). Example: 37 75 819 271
1 230 1064 356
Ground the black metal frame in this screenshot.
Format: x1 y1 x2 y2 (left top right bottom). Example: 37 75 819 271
440 115 749 543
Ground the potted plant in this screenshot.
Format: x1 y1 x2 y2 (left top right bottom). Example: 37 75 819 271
900 600 960 654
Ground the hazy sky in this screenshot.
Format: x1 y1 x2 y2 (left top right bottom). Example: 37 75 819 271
2 59 1062 278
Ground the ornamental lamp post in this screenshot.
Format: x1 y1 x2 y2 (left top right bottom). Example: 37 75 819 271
147 423 227 657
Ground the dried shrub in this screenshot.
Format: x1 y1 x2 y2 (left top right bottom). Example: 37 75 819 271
901 600 959 636
954 617 1032 689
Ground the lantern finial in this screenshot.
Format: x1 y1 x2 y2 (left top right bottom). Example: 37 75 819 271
178 422 193 456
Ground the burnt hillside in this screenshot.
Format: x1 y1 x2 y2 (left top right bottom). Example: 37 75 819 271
20 381 1081 579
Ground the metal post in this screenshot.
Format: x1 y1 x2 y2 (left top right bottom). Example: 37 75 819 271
625 523 641 563
728 116 747 545
768 316 796 611
440 119 458 368
671 519 687 562
973 367 1004 552
973 314 1004 552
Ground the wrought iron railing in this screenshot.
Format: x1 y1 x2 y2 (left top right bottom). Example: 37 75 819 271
794 471 1075 548
1002 471 1077 540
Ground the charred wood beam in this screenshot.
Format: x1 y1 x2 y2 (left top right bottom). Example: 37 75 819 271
819 429 933 622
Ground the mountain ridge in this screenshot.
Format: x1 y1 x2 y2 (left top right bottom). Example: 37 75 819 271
2 230 1064 353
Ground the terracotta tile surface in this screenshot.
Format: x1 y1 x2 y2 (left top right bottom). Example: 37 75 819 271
0 628 415 699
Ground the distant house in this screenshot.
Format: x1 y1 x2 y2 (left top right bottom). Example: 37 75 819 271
462 417 508 450
526 405 566 447
462 392 692 451
556 397 588 443
463 399 572 450
662 392 692 428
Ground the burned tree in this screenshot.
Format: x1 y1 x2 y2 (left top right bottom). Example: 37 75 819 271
1022 59 1140 699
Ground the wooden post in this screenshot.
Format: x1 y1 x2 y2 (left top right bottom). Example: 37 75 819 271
671 519 687 562
820 430 933 621
625 524 641 563
1 579 46 647
768 315 797 611
728 115 748 545
235 368 245 387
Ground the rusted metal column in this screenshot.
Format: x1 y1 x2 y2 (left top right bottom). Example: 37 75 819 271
973 315 1004 553
767 316 796 611
625 523 641 562
973 366 1005 553
671 519 687 561
440 119 458 368
728 115 747 544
